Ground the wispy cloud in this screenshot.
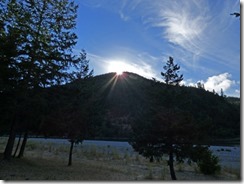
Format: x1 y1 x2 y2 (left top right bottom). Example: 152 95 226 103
149 1 209 56
83 0 239 70
119 10 130 21
140 0 239 69
86 47 160 80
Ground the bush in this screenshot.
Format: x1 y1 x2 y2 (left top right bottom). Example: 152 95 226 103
197 149 221 175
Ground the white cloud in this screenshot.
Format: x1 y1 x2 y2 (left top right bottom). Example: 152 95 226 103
86 48 160 80
203 73 234 93
180 78 196 87
118 0 239 70
152 1 209 55
142 0 239 67
182 73 239 96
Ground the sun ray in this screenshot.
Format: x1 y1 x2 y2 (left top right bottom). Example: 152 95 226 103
96 74 117 95
107 75 119 97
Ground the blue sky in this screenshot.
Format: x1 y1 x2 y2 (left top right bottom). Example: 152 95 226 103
74 0 240 97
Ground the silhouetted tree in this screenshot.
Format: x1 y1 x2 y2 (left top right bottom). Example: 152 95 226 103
65 56 94 166
161 57 183 86
15 89 47 158
197 82 205 90
130 106 200 180
70 50 94 80
40 60 93 166
130 67 225 179
12 133 21 158
65 85 92 166
1 0 82 160
17 132 28 158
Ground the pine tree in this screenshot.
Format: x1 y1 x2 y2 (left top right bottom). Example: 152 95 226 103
161 56 183 85
0 0 84 160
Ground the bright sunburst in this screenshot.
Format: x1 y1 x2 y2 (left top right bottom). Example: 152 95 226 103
107 61 130 75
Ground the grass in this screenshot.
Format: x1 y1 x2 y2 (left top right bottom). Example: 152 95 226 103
0 155 134 180
222 166 241 180
0 137 240 181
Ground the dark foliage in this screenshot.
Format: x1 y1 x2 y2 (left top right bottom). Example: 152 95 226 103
190 146 221 175
40 72 239 144
161 56 183 85
1 72 239 141
0 0 88 160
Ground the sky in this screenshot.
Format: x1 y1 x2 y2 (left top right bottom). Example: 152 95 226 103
74 0 240 97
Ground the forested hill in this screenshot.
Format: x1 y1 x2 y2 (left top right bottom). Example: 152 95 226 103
67 72 240 141
9 72 238 142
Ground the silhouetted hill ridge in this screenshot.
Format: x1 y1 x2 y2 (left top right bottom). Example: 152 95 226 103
68 72 239 140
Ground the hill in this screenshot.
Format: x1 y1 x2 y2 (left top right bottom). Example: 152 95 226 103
1 72 239 144
68 72 240 142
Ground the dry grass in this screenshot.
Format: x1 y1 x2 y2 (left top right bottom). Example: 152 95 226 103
0 138 240 181
0 155 135 180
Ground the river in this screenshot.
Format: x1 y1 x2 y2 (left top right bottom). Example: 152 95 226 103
28 138 240 170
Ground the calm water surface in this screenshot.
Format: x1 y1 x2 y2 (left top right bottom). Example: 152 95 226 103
28 138 240 169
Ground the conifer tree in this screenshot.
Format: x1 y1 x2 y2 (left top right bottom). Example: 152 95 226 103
161 56 183 85
0 0 83 160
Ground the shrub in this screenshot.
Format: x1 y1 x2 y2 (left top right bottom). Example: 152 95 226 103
197 149 221 175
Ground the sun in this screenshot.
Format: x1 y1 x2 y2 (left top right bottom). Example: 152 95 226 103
116 69 123 75
107 61 128 75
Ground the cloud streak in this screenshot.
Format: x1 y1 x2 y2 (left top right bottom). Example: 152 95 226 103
83 0 239 70
140 0 239 69
149 0 209 56
87 47 160 80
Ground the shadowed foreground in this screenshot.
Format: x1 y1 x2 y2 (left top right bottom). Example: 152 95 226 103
0 154 133 180
0 139 240 181
0 154 239 181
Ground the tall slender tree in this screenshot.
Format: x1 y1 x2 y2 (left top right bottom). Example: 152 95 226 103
130 61 221 179
161 57 183 86
0 0 83 160
39 52 93 166
130 106 198 180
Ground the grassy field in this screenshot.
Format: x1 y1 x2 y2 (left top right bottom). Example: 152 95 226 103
0 138 240 181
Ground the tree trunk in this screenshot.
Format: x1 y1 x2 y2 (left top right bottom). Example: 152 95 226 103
18 132 28 158
3 114 17 160
68 140 74 166
168 149 177 180
13 133 22 158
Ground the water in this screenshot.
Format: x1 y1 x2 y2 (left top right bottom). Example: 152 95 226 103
28 138 240 169
28 138 132 148
209 145 240 170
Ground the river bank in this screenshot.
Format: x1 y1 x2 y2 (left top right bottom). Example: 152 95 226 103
0 137 240 180
27 137 241 170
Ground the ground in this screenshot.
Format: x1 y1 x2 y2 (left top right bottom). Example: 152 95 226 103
0 138 240 181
